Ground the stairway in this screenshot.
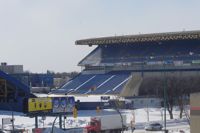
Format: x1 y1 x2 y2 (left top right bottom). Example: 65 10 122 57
120 73 143 97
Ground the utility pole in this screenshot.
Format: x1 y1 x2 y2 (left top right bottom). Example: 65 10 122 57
164 78 167 132
35 116 38 128
146 102 149 122
11 111 14 131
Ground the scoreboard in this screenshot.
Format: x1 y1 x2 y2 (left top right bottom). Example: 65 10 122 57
52 97 75 113
28 98 52 112
28 97 75 113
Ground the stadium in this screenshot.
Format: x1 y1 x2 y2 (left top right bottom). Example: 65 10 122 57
1 30 200 111
52 30 200 96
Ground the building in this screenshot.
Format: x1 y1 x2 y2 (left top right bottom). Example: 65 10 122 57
0 63 53 89
52 30 200 97
0 62 23 74
190 93 200 133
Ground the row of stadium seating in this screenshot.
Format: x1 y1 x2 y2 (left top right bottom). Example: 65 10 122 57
102 40 200 58
100 55 200 64
79 40 200 66
52 71 132 95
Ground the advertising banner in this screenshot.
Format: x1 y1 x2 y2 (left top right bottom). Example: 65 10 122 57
52 97 75 113
28 98 52 112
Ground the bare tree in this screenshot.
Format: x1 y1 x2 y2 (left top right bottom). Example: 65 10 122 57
165 76 176 119
139 73 200 119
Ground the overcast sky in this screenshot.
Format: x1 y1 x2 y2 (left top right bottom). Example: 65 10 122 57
0 0 200 73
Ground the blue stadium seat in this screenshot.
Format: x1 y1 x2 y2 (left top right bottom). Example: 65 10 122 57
74 74 112 94
54 74 95 94
53 71 132 95
78 40 200 66
91 73 130 94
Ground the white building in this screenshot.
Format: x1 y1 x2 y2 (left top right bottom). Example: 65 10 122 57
0 62 23 74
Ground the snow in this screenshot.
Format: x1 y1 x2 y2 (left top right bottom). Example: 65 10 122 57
0 107 190 133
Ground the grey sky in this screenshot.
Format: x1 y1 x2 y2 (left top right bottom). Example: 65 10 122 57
0 0 200 73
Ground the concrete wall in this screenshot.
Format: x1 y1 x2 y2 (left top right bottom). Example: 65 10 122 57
190 93 200 133
120 73 143 97
134 71 200 78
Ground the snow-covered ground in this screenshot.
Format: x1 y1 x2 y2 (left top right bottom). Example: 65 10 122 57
0 107 190 133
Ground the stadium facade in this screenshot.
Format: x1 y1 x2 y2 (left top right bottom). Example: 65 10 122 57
53 30 200 97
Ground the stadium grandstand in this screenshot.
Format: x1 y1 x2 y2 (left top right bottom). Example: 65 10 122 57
0 70 31 112
52 30 200 97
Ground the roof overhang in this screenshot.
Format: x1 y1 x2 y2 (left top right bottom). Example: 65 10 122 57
76 30 200 46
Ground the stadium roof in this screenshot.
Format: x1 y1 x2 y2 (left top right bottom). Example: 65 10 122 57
76 30 200 46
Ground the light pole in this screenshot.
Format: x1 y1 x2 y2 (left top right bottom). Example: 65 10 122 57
163 60 168 133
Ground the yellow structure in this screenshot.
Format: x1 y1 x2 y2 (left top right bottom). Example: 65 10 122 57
190 93 200 133
73 107 78 118
28 98 52 112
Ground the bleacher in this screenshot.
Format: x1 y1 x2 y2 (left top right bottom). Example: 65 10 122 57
53 31 200 96
52 71 132 95
78 40 200 66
